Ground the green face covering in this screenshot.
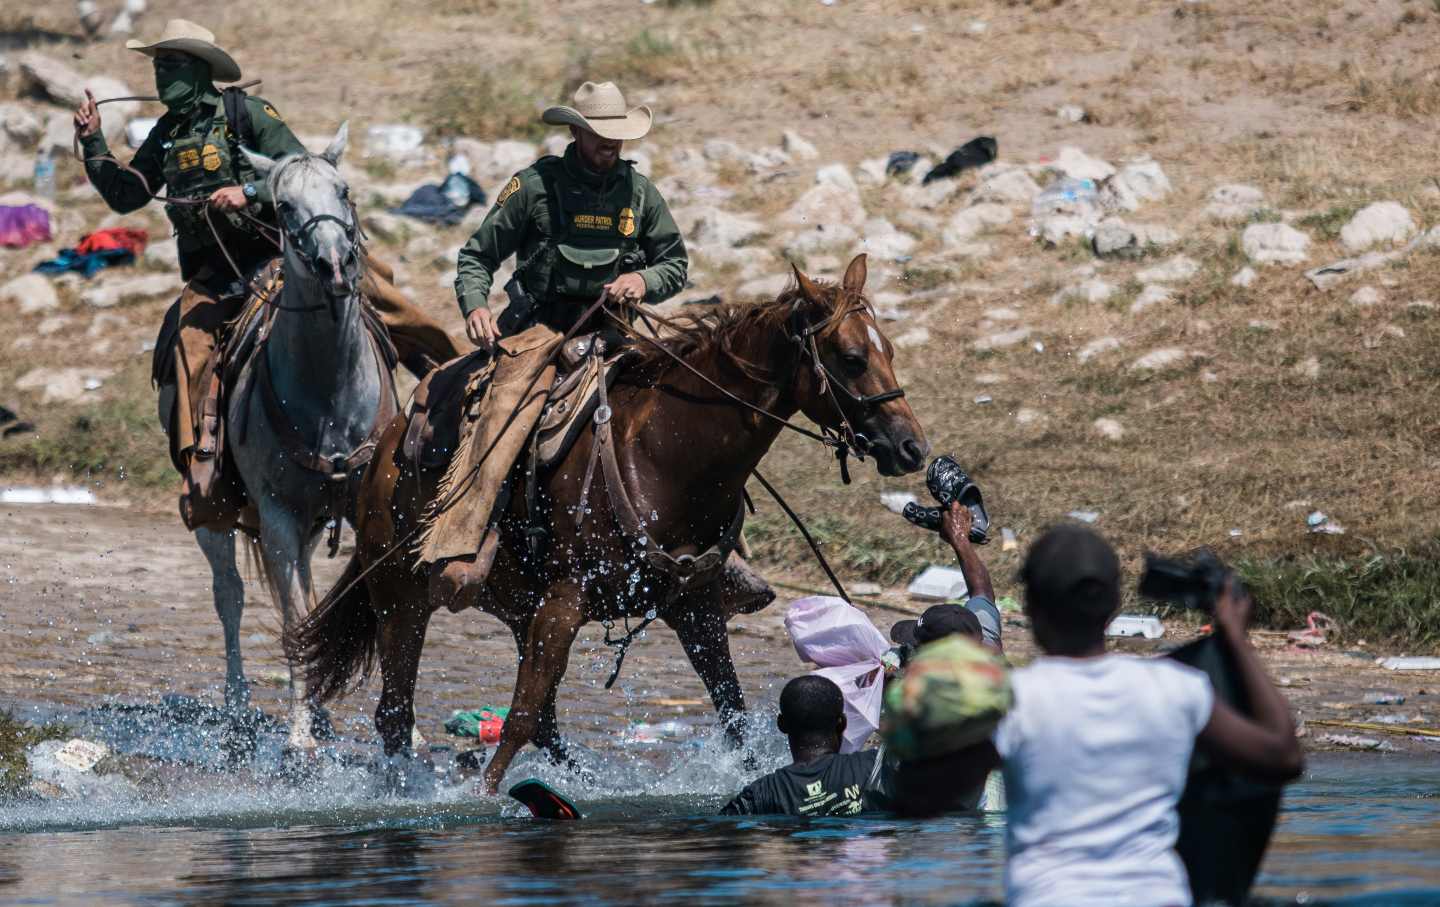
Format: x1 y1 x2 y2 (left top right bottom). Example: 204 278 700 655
155 58 212 114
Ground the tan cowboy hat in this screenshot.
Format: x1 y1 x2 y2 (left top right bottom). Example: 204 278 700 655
126 19 242 83
542 81 652 142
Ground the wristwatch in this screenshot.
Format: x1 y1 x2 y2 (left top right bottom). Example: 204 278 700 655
242 183 257 201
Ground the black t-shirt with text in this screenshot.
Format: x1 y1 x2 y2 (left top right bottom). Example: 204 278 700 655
720 749 892 817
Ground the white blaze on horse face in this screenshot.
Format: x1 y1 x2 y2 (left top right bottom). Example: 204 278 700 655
867 325 884 354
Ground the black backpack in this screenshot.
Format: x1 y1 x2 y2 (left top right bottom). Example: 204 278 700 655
221 87 257 151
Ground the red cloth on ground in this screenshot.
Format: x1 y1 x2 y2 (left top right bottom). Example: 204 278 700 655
76 227 149 256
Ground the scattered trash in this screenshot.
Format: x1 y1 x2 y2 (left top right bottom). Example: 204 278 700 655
1001 527 1018 552
849 581 882 597
1380 657 1440 672
885 151 921 177
973 394 993 405
1067 510 1099 523
1287 612 1337 648
1056 105 1087 123
35 228 149 277
1228 528 1243 538
1306 511 1346 535
126 117 158 148
0 405 35 438
0 204 53 249
1364 693 1406 705
52 739 110 773
1320 733 1390 751
1 486 97 505
1364 714 1417 726
906 565 970 601
1032 177 1102 219
393 172 487 226
1106 615 1165 639
32 150 55 200
923 136 998 185
444 706 508 744
880 491 918 515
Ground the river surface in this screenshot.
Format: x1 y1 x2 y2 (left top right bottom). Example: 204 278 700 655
1 709 1437 907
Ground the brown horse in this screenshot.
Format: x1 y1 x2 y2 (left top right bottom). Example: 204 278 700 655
291 253 928 792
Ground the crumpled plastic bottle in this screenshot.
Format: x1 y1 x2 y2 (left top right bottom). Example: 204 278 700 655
1029 177 1103 241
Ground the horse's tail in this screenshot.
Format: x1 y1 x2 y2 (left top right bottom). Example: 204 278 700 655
286 554 378 705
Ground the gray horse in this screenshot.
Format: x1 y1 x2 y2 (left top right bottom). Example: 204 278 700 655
192 123 396 753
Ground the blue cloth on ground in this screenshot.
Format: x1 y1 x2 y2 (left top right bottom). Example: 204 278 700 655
34 247 136 278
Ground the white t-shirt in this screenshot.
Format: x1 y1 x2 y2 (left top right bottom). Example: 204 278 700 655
993 655 1215 907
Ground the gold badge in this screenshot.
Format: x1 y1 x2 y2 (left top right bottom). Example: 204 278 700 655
176 148 201 171
617 207 635 238
201 143 222 172
497 176 521 207
263 104 282 120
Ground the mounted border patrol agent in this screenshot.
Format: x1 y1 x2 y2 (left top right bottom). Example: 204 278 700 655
422 80 687 588
74 19 460 530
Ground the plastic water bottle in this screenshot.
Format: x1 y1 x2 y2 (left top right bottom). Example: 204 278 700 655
1031 177 1099 219
33 150 55 200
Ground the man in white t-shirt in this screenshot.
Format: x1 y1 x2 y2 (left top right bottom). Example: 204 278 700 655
991 525 1303 907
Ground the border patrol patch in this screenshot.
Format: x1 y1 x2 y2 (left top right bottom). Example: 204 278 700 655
202 143 222 172
263 104 282 121
497 176 521 207
176 148 201 171
617 207 636 238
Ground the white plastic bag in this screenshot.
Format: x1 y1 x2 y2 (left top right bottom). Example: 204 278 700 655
785 596 890 752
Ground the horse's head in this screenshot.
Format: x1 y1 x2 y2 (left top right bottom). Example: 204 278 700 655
789 254 929 477
243 123 362 306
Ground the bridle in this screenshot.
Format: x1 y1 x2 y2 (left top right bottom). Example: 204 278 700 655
266 155 366 318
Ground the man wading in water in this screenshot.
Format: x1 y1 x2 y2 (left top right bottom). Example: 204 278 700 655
74 19 457 529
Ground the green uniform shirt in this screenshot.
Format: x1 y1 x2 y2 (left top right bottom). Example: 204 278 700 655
81 89 305 277
455 143 688 319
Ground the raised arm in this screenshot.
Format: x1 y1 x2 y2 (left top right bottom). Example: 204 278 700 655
77 90 166 214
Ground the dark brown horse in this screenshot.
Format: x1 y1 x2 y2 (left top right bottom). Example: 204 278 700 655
292 253 928 792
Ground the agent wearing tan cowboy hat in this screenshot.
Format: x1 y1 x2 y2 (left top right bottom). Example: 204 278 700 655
74 19 459 530
427 80 688 587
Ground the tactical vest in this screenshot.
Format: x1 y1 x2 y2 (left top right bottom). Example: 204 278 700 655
521 158 648 304
160 105 262 242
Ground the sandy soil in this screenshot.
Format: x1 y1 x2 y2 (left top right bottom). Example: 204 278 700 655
2 501 1437 760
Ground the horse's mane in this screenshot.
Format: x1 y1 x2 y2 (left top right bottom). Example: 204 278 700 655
626 278 854 383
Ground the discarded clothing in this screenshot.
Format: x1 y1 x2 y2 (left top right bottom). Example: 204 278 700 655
0 404 35 438
444 706 509 743
76 227 149 256
923 136 998 185
34 248 136 278
393 173 488 226
886 151 921 177
0 204 53 249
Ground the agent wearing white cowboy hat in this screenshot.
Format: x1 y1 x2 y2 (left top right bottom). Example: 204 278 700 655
73 19 459 530
430 80 689 589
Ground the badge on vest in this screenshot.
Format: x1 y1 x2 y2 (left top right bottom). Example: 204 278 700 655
618 207 636 238
176 148 201 171
201 143 223 172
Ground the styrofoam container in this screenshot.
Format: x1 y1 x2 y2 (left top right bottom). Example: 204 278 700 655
1105 614 1165 639
906 565 969 601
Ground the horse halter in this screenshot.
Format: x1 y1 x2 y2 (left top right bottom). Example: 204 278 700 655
270 156 365 315
788 300 906 482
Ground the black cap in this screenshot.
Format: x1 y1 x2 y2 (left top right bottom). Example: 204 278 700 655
890 603 982 647
1018 524 1121 607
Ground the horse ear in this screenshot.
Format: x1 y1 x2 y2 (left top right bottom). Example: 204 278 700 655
241 147 277 179
842 253 868 294
791 262 825 306
321 121 349 166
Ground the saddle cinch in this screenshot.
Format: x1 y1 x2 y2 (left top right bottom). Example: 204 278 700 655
401 333 622 476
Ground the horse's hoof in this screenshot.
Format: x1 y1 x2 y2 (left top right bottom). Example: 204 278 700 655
277 745 321 785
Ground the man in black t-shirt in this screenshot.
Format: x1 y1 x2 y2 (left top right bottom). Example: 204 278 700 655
720 675 892 816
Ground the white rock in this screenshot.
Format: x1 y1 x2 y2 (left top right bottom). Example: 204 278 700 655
1130 284 1172 314
1078 336 1120 362
1 274 59 313
541 133 569 158
1242 223 1310 265
0 102 43 147
1050 278 1114 306
1105 159 1171 212
1295 356 1321 379
1015 408 1045 426
1034 214 1093 246
627 148 653 177
1132 223 1181 248
856 157 889 185
362 211 411 243
972 166 1040 206
736 273 791 300
685 208 766 248
983 307 1021 322
894 327 930 348
143 239 179 271
1130 348 1188 371
1206 184 1265 222
364 124 425 160
15 366 113 403
815 163 858 194
1056 105 1086 123
1231 266 1258 287
856 217 916 260
972 326 1033 351
36 315 72 335
1093 219 1138 258
703 139 744 162
893 208 942 235
895 179 964 210
944 203 1013 245
784 223 859 254
783 182 865 228
1052 145 1115 181
1340 202 1416 252
1093 418 1124 441
1349 285 1384 306
79 274 178 308
1137 255 1199 283
782 130 819 161
747 147 790 173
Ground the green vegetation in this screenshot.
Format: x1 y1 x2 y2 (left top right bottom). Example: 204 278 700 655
1297 204 1363 240
420 66 550 140
0 710 69 796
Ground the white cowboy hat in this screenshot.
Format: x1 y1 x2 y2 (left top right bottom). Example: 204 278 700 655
541 81 652 142
126 19 242 84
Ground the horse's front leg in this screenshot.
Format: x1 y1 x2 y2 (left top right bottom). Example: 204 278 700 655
194 526 253 758
668 593 746 748
484 583 585 794
256 498 324 752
